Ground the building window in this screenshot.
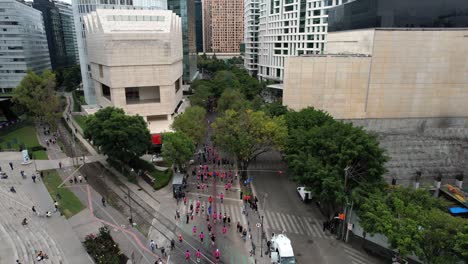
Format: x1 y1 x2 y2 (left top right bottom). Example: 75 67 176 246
102 84 111 101
125 86 160 104
175 78 181 93
99 64 103 78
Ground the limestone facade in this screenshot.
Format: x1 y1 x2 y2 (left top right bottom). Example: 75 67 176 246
84 9 183 133
283 28 468 119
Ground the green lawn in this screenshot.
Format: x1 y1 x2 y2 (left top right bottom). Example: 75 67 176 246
0 123 48 160
42 170 84 218
73 115 87 130
72 90 85 112
151 168 173 190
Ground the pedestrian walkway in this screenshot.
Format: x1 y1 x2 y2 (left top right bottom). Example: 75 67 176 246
341 243 376 264
179 198 247 227
263 210 328 239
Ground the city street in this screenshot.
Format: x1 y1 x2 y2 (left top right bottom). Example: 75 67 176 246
249 151 384 264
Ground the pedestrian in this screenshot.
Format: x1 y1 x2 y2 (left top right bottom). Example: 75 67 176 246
78 175 83 183
215 248 220 262
196 249 202 263
218 212 222 221
242 229 247 241
227 215 231 226
185 250 191 262
32 206 37 215
175 209 180 220
9 162 13 170
186 214 190 224
179 234 183 243
73 176 77 184
207 223 212 234
208 196 213 204
156 258 163 264
190 203 193 212
199 231 204 242
54 201 59 212
223 214 227 224
210 233 216 246
206 214 210 222
208 205 212 215
59 162 62 169
32 174 36 183
183 196 187 205
170 239 175 250
84 175 88 182
213 211 217 223
46 211 52 218
192 225 197 236
237 222 241 232
222 225 227 236
150 240 156 251
101 197 106 207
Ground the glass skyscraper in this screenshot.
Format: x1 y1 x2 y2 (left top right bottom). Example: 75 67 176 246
0 0 51 93
168 0 197 83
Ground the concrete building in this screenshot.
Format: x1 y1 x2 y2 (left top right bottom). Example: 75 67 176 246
55 1 79 65
283 28 468 119
202 0 243 53
0 0 51 93
84 9 183 134
244 0 349 81
72 0 167 105
195 0 203 53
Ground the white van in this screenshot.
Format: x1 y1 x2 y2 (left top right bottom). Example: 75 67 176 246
297 187 312 202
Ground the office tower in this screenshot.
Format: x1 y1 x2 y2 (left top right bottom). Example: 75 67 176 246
55 1 78 65
203 0 243 53
72 0 167 105
0 0 51 93
195 0 203 53
244 0 349 81
202 0 212 52
167 0 198 84
84 9 183 133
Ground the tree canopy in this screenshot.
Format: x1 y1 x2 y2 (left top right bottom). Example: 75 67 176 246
12 70 61 129
171 106 207 145
217 89 250 112
84 107 151 163
358 187 467 264
56 65 81 91
285 108 388 216
211 109 287 179
161 132 195 170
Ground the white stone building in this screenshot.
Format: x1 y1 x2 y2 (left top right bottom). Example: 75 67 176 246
244 0 349 81
72 0 167 105
83 9 183 134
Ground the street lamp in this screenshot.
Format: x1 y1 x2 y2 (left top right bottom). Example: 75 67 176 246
260 215 264 257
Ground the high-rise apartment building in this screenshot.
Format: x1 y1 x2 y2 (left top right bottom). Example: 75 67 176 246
202 0 212 52
72 0 167 105
244 0 349 81
84 9 183 134
203 0 243 53
167 0 198 84
55 1 78 65
0 0 51 93
195 0 203 53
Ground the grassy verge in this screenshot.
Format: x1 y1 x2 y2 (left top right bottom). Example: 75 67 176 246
0 122 48 159
72 90 85 112
151 169 173 190
42 170 84 218
73 115 87 130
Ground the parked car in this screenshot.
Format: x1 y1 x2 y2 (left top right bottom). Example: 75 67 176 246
297 187 312 202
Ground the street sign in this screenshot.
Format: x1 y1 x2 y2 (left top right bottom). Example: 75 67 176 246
256 223 262 228
347 223 353 230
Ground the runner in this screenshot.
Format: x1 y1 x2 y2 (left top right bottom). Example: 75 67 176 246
185 250 191 262
199 231 204 242
222 225 227 236
196 249 202 263
179 234 183 243
215 249 220 262
192 225 197 236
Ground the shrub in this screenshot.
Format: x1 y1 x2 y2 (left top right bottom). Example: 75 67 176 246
84 226 128 264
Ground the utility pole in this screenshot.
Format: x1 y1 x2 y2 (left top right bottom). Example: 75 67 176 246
128 186 133 225
341 166 350 241
260 215 264 257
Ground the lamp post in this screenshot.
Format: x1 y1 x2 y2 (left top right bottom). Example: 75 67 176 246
260 215 264 257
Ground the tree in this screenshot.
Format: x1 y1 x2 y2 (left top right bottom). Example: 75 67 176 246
285 108 388 216
12 70 61 129
358 187 466 264
171 106 207 145
211 109 287 180
161 132 195 170
84 107 151 163
217 89 250 112
211 70 241 97
261 101 289 117
189 80 214 109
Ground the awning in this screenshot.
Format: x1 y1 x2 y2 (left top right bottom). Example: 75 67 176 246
151 134 162 145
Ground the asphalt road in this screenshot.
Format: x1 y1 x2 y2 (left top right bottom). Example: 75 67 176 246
249 151 384 264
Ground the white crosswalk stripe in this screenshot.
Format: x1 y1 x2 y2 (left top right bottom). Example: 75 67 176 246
342 244 375 264
262 211 330 239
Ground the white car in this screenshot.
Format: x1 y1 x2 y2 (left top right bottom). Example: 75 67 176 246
297 187 312 202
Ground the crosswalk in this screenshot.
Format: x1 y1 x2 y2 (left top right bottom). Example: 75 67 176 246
179 198 247 227
264 211 328 239
342 244 376 264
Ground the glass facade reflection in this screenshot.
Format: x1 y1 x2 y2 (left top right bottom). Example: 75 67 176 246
328 0 468 32
168 0 197 83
